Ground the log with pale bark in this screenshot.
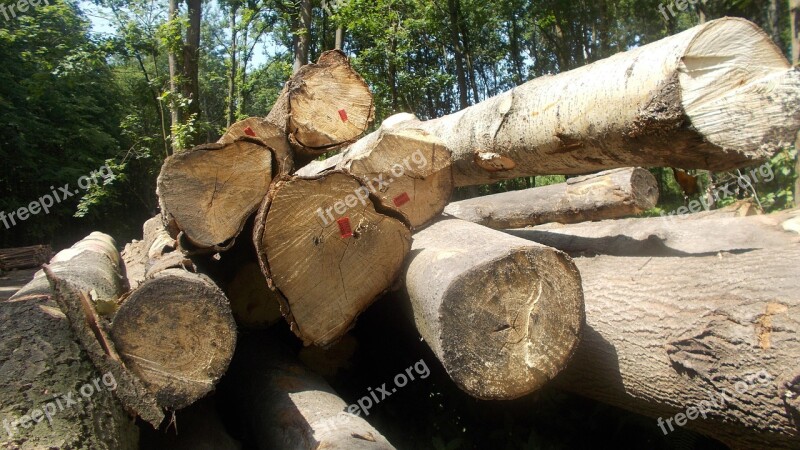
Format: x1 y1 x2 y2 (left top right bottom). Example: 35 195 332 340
444 167 658 229
253 172 412 347
296 120 454 228
509 213 800 449
225 334 396 449
507 209 800 257
390 18 800 186
266 50 375 164
157 138 274 252
0 233 146 449
403 219 584 400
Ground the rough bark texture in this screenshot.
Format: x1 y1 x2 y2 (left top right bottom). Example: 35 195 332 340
0 245 52 271
110 267 237 411
391 18 800 186
254 172 412 347
444 167 658 229
404 219 584 400
266 50 375 163
552 242 800 450
508 209 800 257
296 120 454 228
1 233 140 449
157 139 274 252
225 334 396 449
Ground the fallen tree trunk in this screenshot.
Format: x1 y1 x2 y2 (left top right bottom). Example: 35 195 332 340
266 50 375 164
524 216 800 448
254 172 412 347
403 219 584 400
391 18 800 186
1 233 141 449
157 138 274 252
508 209 800 257
444 167 658 229
296 122 453 228
225 334 396 449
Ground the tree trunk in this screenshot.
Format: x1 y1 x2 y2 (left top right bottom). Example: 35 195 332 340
0 234 142 448
168 0 181 152
548 236 800 449
508 209 799 257
157 139 274 252
444 167 658 229
227 3 238 128
792 0 800 206
392 18 800 187
224 334 396 449
335 26 344 50
110 267 237 411
253 172 412 347
183 0 202 128
295 119 454 228
447 0 469 109
293 0 312 73
403 219 584 400
266 50 374 164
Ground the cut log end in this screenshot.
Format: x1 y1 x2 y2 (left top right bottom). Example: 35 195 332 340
257 172 411 347
157 140 273 251
219 117 295 176
110 269 237 410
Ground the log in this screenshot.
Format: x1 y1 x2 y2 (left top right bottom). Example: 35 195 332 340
110 265 237 411
224 334 396 449
551 244 800 449
390 18 800 186
266 50 375 163
403 219 584 400
0 245 52 271
0 233 141 448
254 172 412 347
443 167 658 229
226 262 282 329
157 138 274 252
507 209 800 257
296 121 454 228
219 116 295 176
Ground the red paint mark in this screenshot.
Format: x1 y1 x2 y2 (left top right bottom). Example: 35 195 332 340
244 126 256 137
337 217 353 238
338 109 348 122
393 192 411 207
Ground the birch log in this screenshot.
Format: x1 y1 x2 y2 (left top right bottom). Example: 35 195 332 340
390 18 800 186
225 335 396 449
0 233 142 449
403 219 584 400
296 121 453 228
554 244 800 450
444 168 658 229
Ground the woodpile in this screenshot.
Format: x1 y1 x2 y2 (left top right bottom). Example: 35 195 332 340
0 244 52 271
2 18 800 449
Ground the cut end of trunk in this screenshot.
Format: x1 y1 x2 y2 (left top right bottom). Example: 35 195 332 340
219 117 295 176
157 139 273 251
110 269 237 410
258 172 411 347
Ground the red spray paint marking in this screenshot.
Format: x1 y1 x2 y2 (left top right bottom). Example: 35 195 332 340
244 126 256 137
393 192 411 207
337 217 353 238
338 109 348 122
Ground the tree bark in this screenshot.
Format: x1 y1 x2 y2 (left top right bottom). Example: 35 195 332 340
253 172 411 347
293 0 312 73
110 268 237 411
549 239 800 449
447 0 469 109
444 167 658 229
391 18 800 187
792 0 800 207
183 0 202 127
227 3 238 128
157 139 274 252
508 209 799 257
267 50 374 164
0 234 142 449
403 219 584 400
295 119 454 228
167 0 181 152
335 26 344 50
224 335 396 449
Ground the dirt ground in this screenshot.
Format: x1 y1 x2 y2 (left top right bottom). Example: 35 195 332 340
0 268 37 301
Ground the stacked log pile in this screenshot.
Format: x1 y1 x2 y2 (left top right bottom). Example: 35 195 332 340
2 18 800 449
